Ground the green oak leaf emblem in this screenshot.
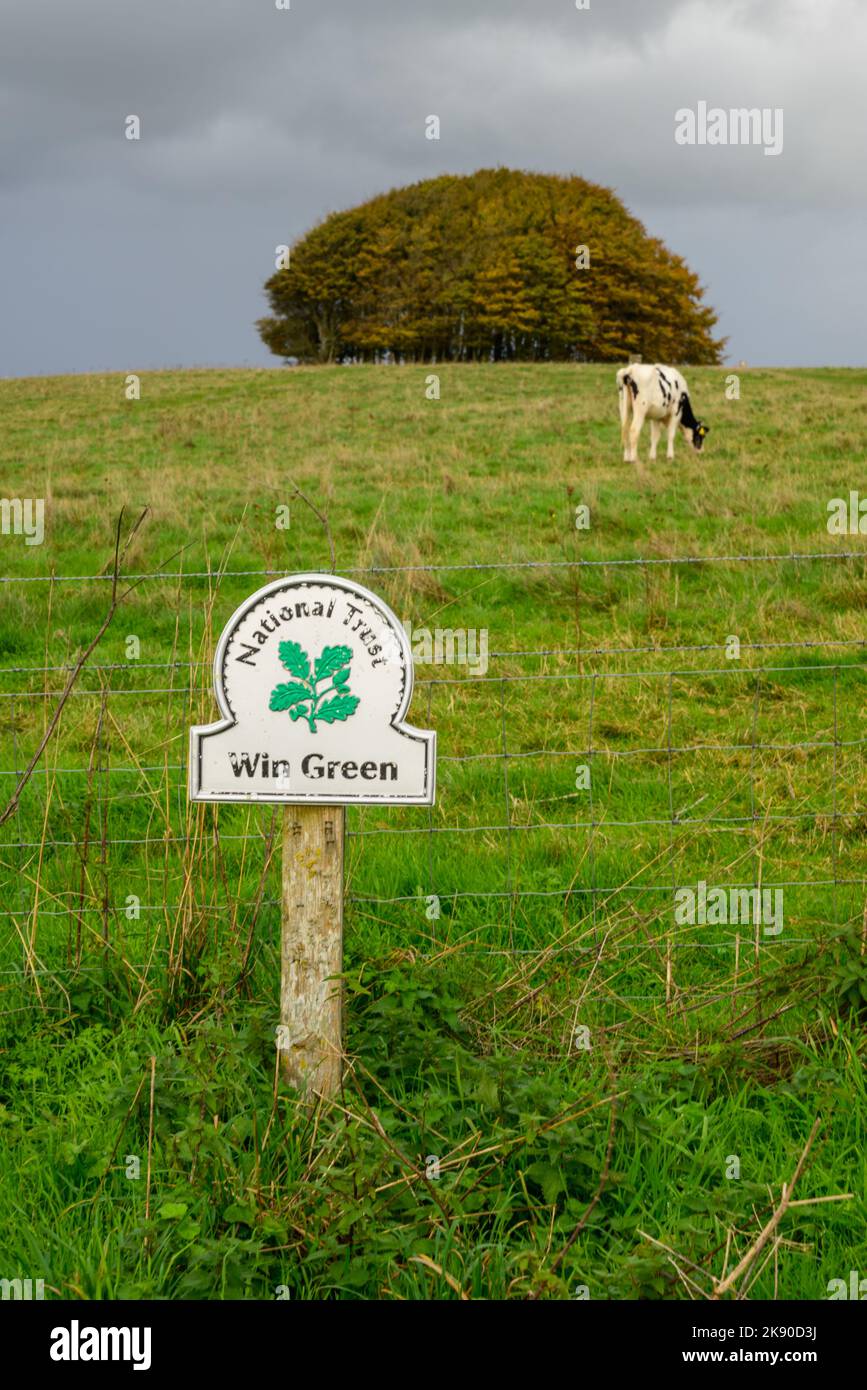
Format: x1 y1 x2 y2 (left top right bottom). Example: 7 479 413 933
269 642 360 733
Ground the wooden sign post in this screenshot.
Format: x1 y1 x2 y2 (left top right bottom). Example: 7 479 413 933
280 805 344 1095
189 573 436 1098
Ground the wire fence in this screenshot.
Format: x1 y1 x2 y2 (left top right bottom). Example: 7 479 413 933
2 547 865 583
1 548 865 1036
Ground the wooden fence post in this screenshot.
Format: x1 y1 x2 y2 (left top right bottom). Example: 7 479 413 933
279 804 345 1098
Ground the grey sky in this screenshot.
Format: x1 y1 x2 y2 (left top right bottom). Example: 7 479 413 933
1 0 864 375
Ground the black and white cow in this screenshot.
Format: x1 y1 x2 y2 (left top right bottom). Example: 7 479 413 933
616 364 709 464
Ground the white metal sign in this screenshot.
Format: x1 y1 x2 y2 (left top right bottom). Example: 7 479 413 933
189 573 436 805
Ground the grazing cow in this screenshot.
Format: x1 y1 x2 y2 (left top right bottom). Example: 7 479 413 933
616 364 709 464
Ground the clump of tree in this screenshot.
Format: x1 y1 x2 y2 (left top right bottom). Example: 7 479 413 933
258 168 724 365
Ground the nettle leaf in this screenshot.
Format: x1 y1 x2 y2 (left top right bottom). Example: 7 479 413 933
158 1201 189 1221
269 682 311 712
525 1161 565 1206
278 640 310 679
222 1203 257 1226
332 667 350 689
315 645 353 682
315 693 360 724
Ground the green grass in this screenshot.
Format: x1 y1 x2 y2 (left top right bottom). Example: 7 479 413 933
0 362 865 1299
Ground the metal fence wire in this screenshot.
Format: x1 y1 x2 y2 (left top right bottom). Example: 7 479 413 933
1 550 865 1025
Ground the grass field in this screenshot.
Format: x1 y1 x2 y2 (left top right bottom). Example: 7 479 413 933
0 362 865 1300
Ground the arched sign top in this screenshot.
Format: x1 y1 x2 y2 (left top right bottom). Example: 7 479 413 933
189 573 436 805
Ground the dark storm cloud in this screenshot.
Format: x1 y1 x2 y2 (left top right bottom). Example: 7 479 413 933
0 0 864 373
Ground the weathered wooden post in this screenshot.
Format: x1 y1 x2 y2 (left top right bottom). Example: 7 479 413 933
189 572 436 1099
279 804 344 1095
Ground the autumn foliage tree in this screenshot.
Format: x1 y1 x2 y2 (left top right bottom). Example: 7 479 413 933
258 169 724 365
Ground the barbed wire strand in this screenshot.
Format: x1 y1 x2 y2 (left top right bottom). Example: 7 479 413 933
2 547 866 585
